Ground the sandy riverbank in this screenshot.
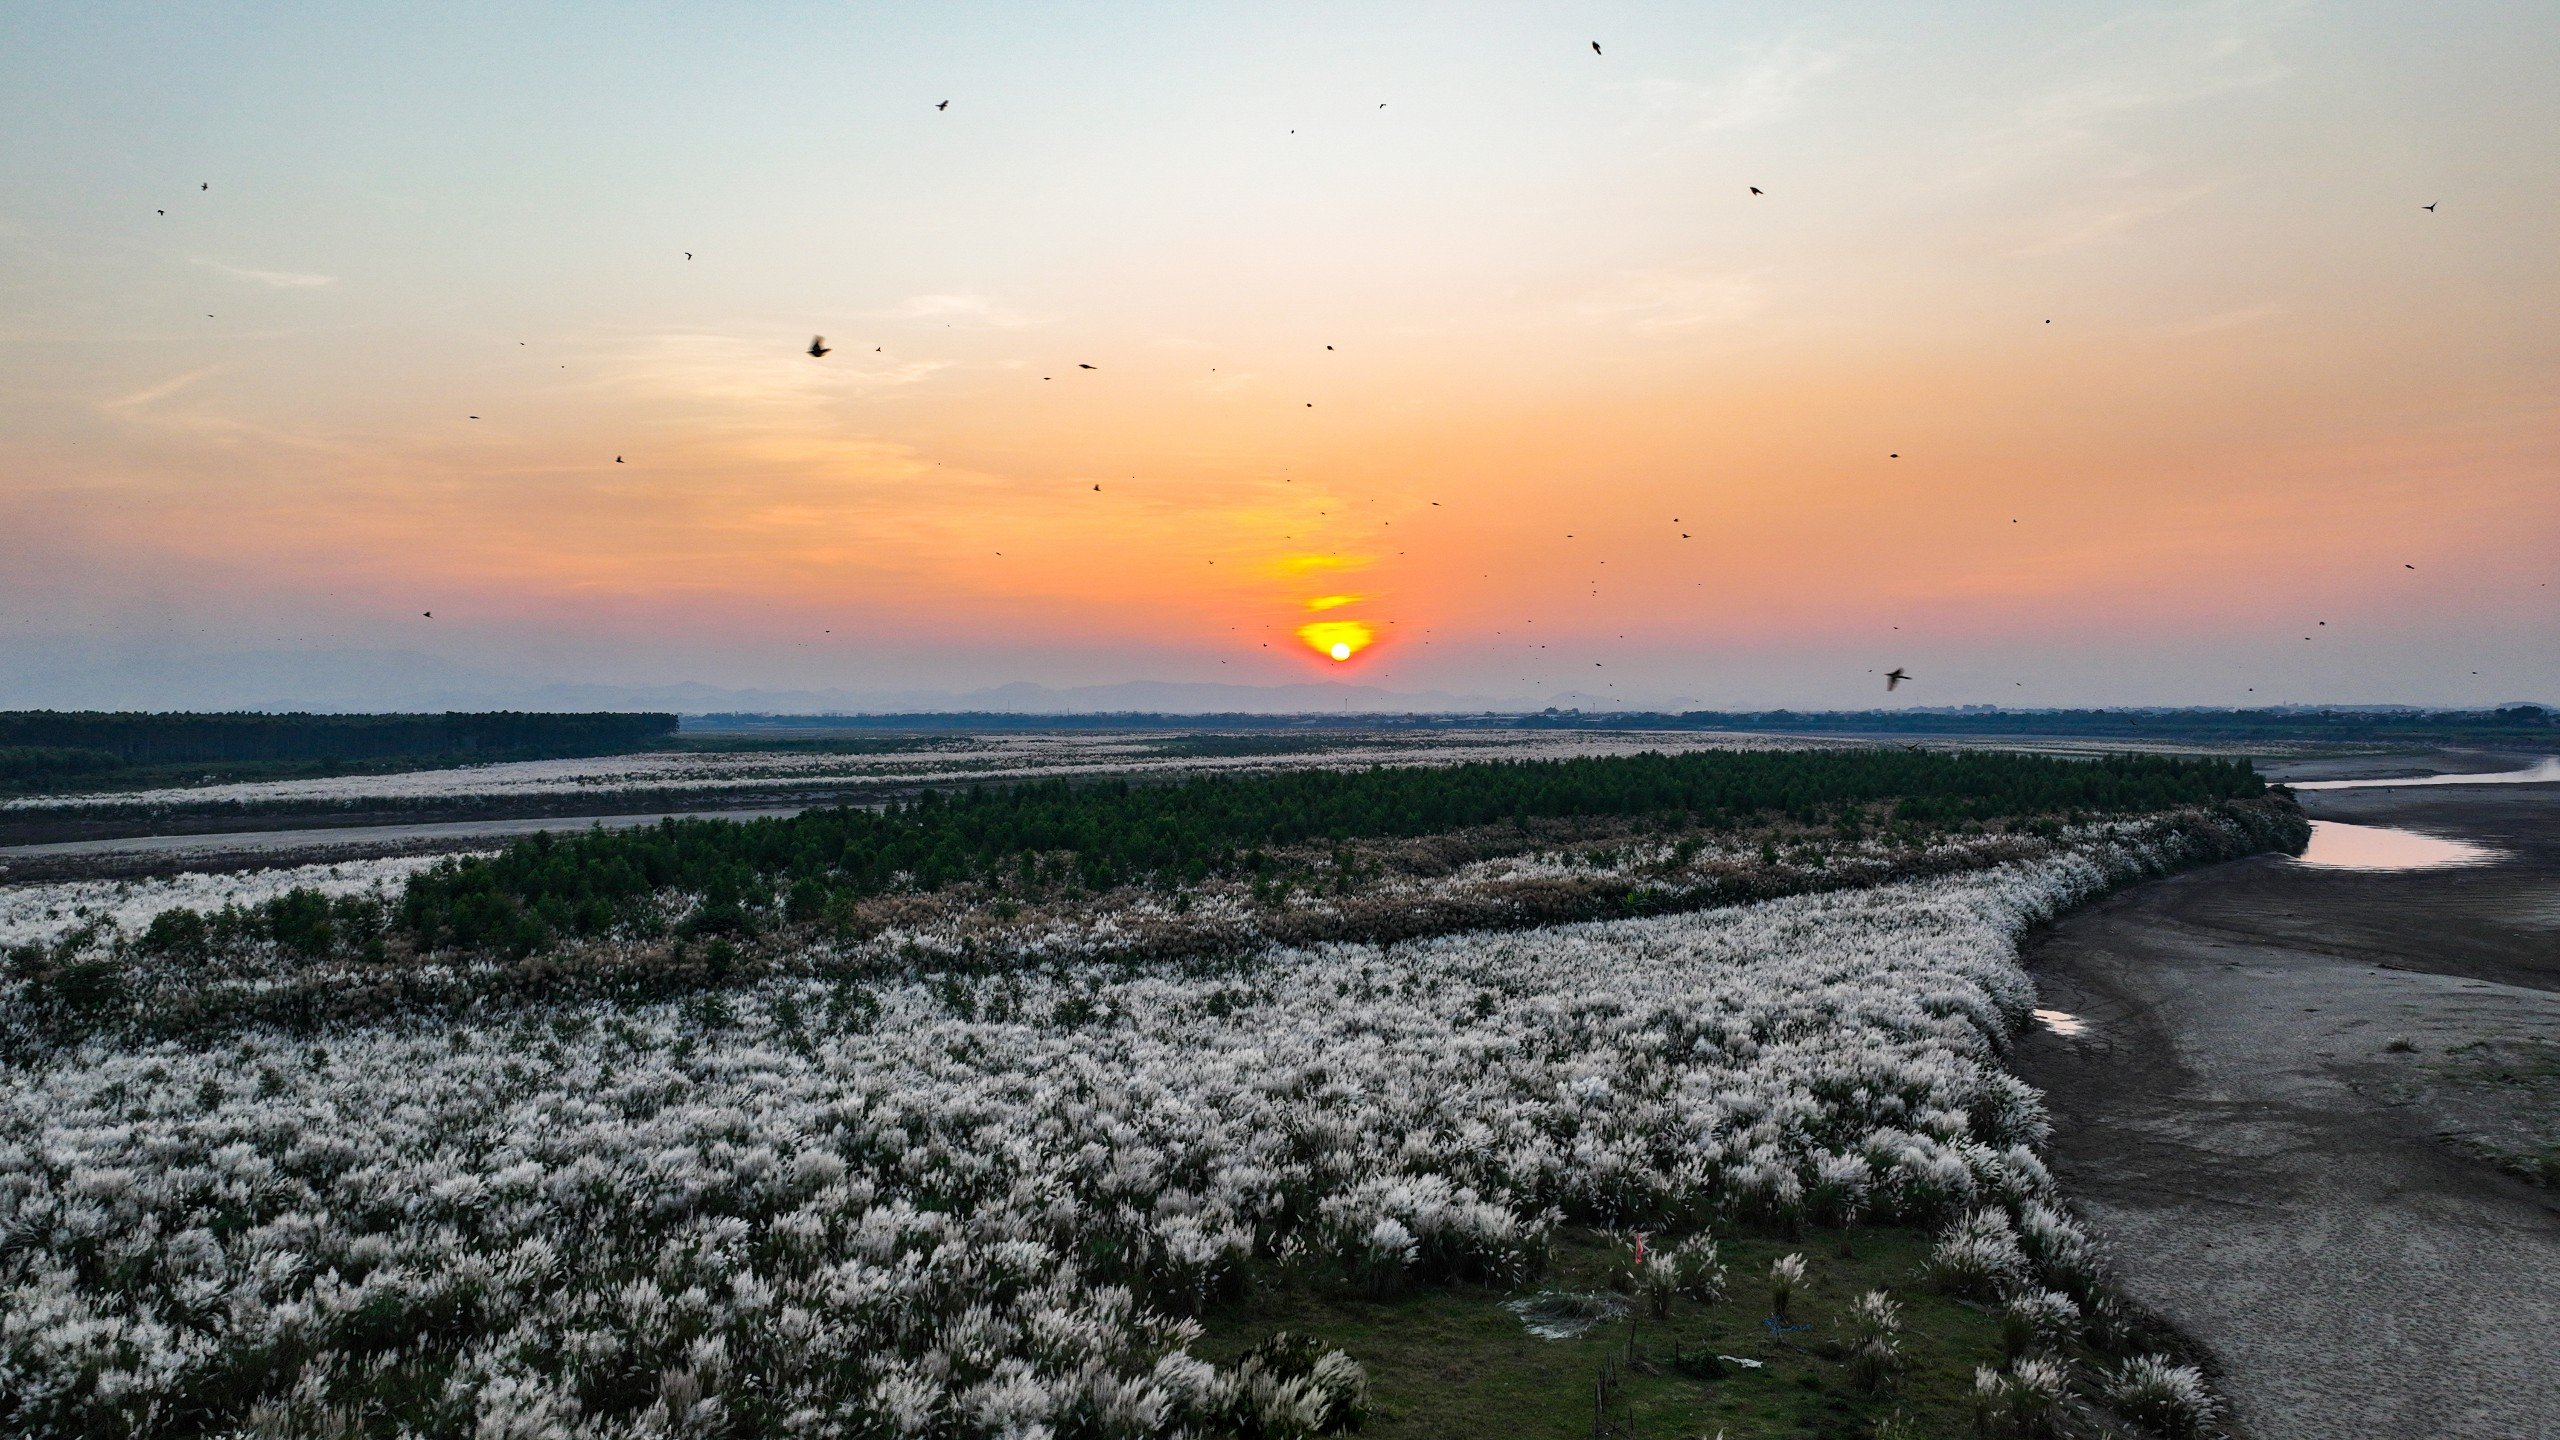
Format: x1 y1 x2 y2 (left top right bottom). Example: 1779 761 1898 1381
2016 753 2560 1439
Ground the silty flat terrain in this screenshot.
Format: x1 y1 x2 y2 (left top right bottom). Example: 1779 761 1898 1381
2017 755 2560 1439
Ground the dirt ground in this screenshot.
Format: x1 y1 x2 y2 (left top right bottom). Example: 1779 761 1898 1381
2016 752 2560 1439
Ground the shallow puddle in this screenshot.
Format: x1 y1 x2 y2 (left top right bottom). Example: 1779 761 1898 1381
2291 821 2500 871
2289 757 2560 791
2032 1008 2089 1037
1504 1291 1627 1339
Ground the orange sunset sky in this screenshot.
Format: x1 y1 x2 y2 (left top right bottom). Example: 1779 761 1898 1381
3 2 2554 710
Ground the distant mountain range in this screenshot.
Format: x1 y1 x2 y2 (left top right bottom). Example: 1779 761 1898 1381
0 645 1692 715
3 644 2538 719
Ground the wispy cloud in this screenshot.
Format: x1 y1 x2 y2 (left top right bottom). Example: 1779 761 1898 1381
2151 301 2285 337
191 258 337 288
879 292 1055 329
99 365 224 412
2010 183 2216 255
1636 40 1842 132
590 331 953 416
1946 0 2302 189
1576 268 1762 332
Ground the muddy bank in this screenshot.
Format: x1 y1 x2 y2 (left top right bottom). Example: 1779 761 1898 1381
2017 758 2560 1439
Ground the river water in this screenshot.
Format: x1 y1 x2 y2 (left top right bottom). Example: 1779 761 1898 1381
2290 820 2500 871
2288 756 2560 792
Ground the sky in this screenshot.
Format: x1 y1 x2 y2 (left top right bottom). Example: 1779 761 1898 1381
3 1 2555 712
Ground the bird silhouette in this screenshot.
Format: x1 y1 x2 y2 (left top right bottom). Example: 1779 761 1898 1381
200 182 208 191
423 612 432 618
937 100 950 111
1884 668 1910 691
1592 41 1602 54
1078 363 1096 369
1749 186 1763 195
615 456 624 463
684 252 692 259
2422 203 2436 212
808 336 830 357
156 209 164 216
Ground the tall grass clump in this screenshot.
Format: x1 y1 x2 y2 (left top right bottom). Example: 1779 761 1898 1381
2100 1355 2221 1439
1671 1235 1728 1304
1768 1252 1809 1322
1972 1356 2071 1437
1929 1208 2032 1300
2000 1289 2083 1360
1841 1288 1906 1392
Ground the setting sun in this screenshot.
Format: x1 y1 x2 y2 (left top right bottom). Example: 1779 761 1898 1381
1297 619 1374 663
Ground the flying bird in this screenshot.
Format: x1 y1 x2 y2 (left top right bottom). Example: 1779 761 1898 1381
1078 363 1096 369
684 252 692 259
615 456 623 463
2422 203 2436 212
937 100 950 111
808 336 830 357
422 612 432 618
1884 668 1910 691
200 182 208 191
1749 186 1763 195
1591 40 1602 54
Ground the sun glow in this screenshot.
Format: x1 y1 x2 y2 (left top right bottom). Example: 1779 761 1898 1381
1297 619 1374 662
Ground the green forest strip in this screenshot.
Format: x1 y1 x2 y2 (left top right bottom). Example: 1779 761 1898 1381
6 751 2296 1049
391 749 2260 953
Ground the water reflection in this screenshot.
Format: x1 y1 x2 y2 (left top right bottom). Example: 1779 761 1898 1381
2291 821 2499 871
2289 757 2560 791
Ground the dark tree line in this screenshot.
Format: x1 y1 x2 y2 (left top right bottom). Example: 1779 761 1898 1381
0 746 123 784
680 705 2556 742
0 711 676 766
1511 705 2559 741
393 749 2263 956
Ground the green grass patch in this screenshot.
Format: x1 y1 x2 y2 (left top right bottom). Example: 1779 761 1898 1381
1200 1226 2004 1439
